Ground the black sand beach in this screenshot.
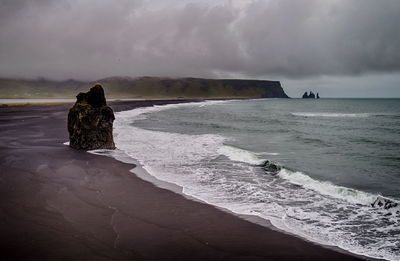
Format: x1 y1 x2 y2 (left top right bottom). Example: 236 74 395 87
0 101 366 261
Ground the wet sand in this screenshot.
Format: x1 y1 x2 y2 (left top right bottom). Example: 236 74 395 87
0 101 367 260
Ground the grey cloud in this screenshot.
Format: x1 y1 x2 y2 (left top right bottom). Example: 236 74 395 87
237 0 400 77
0 0 400 80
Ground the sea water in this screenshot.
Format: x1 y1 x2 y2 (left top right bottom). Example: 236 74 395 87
110 98 400 260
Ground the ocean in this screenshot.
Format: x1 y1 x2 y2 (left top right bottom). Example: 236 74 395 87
104 98 400 260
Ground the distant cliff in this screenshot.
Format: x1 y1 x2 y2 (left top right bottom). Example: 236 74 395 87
0 76 289 99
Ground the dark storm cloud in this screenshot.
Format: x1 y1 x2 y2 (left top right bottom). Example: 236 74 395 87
0 0 400 80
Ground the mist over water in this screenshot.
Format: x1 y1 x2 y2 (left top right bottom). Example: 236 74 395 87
113 99 400 260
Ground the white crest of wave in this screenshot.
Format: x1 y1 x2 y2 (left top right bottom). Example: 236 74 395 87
257 152 280 156
218 145 265 165
278 169 377 205
291 112 370 118
116 99 228 123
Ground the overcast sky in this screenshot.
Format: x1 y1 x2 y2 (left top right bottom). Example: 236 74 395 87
0 0 399 97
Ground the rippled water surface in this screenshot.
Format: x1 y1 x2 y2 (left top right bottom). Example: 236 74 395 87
111 99 400 261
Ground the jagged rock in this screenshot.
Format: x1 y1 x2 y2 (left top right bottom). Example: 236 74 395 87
260 160 281 175
371 196 399 210
302 91 318 99
68 84 115 150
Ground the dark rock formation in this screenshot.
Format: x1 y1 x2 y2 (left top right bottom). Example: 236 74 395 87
68 84 115 150
260 160 281 175
371 196 399 210
302 91 319 99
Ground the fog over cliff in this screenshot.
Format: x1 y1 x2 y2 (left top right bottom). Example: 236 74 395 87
1 0 400 97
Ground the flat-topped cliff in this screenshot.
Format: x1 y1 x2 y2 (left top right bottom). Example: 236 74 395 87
0 76 289 99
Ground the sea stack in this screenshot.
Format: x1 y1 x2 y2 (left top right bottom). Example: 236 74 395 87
67 84 115 150
302 91 320 99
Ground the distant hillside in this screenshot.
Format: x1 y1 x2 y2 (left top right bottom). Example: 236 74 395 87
0 76 289 99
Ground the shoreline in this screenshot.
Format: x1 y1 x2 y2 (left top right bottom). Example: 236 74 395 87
94 138 375 261
0 100 371 260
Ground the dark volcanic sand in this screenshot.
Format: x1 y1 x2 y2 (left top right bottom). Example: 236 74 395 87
0 100 366 261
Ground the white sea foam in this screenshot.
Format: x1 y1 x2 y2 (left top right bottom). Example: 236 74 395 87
218 144 385 206
106 101 399 261
278 168 377 205
256 152 280 156
218 145 265 165
218 144 393 208
291 112 371 118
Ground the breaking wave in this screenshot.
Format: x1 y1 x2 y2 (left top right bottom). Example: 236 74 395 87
291 112 371 118
106 101 400 261
218 144 399 209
